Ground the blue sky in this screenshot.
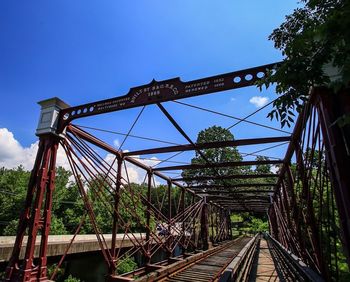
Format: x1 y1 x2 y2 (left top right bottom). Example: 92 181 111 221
0 1 299 177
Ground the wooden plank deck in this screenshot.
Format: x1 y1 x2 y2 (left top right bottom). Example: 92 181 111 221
163 237 252 282
249 238 280 282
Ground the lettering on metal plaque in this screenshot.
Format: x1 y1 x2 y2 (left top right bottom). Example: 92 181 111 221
58 62 279 130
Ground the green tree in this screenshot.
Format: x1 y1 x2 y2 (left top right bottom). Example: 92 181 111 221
0 166 29 234
181 126 246 186
260 0 350 127
249 217 268 232
0 166 84 235
253 156 276 186
255 156 271 174
64 275 81 282
116 256 138 275
3 219 19 236
49 216 68 235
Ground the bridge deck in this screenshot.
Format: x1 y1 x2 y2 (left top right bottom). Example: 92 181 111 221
162 237 251 282
249 238 279 282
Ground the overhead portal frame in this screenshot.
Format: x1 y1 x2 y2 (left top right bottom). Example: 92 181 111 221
4 62 350 282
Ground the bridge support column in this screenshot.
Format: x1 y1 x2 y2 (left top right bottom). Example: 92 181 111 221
145 171 152 264
180 189 186 255
268 205 278 241
167 180 172 258
5 98 69 282
191 194 197 250
200 197 209 250
294 141 325 274
215 207 219 243
210 205 214 243
285 165 308 263
227 210 232 239
5 136 59 282
110 158 123 275
219 208 224 241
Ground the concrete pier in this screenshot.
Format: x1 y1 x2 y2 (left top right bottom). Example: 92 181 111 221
0 233 145 263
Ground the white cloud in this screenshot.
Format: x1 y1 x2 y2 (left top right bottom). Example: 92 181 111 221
113 139 120 148
230 97 236 102
270 165 279 174
0 128 69 170
249 96 269 108
104 153 161 185
0 128 160 185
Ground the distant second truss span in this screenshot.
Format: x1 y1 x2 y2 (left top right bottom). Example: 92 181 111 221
58 62 280 130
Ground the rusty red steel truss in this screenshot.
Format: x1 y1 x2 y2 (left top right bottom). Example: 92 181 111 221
4 62 350 282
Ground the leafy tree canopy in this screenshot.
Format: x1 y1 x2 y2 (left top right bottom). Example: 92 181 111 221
260 0 350 127
0 166 149 235
181 126 245 186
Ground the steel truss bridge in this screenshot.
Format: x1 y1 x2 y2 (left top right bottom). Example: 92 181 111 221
3 62 350 281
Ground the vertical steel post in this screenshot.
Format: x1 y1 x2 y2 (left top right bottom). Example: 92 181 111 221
285 165 308 262
110 157 123 271
268 204 279 240
224 210 227 239
210 205 214 243
223 209 227 239
200 196 209 250
167 180 172 258
227 210 232 239
5 136 59 282
181 189 185 254
215 207 219 242
145 171 152 264
281 181 292 230
220 208 224 241
294 142 324 273
192 194 196 249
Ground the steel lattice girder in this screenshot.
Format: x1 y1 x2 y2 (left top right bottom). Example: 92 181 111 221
153 159 284 171
188 183 276 189
123 136 290 156
172 173 278 182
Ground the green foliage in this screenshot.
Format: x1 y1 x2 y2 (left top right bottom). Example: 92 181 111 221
46 264 81 282
118 183 150 232
47 264 65 281
0 166 29 234
49 216 68 235
3 219 19 236
0 271 5 280
259 0 350 127
249 218 268 232
255 156 272 174
116 256 138 275
181 126 246 186
288 149 350 279
0 166 82 235
64 275 81 282
231 213 268 233
230 214 243 222
0 165 153 237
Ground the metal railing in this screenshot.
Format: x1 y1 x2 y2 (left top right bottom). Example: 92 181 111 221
219 234 259 281
265 233 324 282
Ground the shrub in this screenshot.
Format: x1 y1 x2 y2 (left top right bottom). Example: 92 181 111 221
116 256 137 275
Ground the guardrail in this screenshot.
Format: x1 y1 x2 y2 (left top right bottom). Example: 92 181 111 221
219 234 260 281
265 233 324 282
